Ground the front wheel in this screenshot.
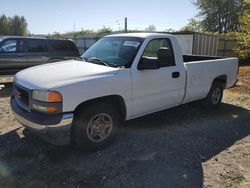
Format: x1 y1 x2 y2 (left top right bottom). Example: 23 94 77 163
72 103 120 150
203 82 224 108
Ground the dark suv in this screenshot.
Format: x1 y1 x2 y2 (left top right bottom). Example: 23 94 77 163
0 36 81 75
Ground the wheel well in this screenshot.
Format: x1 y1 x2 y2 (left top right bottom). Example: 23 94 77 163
213 75 227 88
74 95 127 120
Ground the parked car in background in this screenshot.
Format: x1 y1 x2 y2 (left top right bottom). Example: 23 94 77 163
0 36 81 75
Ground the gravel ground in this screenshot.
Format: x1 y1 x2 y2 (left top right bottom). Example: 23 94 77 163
0 67 249 188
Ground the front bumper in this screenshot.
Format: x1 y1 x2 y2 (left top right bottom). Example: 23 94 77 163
11 96 73 145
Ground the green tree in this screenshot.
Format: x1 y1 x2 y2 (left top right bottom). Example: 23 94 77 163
0 15 10 35
19 16 28 35
0 15 28 36
51 26 112 38
165 28 176 32
96 26 112 35
9 15 28 36
194 0 244 33
145 25 156 32
181 18 203 32
50 32 64 38
235 0 250 60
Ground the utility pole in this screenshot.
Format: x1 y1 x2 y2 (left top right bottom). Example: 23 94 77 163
116 20 121 31
125 17 127 32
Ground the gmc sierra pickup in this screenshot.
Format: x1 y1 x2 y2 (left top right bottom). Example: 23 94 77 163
11 33 238 149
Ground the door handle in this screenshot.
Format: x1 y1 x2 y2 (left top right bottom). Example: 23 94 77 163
172 72 180 78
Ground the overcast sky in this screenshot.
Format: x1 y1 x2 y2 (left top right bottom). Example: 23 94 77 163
1 0 198 34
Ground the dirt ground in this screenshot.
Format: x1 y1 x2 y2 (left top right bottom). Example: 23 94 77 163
0 66 249 188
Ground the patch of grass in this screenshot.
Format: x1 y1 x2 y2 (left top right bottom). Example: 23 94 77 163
228 66 250 95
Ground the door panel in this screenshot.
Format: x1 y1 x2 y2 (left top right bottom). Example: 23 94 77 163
132 67 185 116
0 39 27 75
26 39 50 67
26 52 50 66
131 38 186 116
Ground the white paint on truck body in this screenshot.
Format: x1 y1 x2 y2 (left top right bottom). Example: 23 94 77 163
183 58 238 103
14 33 238 120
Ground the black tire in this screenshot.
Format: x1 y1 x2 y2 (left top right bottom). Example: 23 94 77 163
72 102 120 150
202 81 224 109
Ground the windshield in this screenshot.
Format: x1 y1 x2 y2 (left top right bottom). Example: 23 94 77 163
82 37 143 67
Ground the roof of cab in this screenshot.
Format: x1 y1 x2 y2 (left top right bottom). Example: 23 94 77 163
105 32 173 38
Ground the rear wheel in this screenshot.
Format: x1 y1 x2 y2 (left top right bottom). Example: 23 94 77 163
72 103 120 150
203 82 223 108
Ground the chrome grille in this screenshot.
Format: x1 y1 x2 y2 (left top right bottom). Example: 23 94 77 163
15 85 30 109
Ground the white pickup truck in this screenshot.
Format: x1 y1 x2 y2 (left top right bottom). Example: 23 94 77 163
11 33 238 149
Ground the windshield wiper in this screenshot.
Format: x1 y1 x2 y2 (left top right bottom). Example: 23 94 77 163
81 57 87 61
88 57 118 67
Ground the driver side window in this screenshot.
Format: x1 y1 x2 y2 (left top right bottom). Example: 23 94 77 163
142 39 176 67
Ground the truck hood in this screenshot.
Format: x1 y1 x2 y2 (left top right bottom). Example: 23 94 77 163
15 60 121 89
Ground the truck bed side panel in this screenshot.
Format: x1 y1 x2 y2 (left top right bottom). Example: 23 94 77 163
183 58 238 103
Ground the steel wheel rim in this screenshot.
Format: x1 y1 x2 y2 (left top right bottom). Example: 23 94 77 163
86 113 113 143
211 88 221 105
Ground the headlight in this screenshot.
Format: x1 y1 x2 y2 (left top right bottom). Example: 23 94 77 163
32 90 62 113
32 90 62 102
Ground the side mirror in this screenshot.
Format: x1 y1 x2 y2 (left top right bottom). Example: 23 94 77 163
138 57 160 70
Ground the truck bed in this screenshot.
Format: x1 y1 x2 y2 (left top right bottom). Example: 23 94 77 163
182 57 238 104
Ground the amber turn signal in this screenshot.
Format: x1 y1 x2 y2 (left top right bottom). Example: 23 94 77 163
48 92 62 102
